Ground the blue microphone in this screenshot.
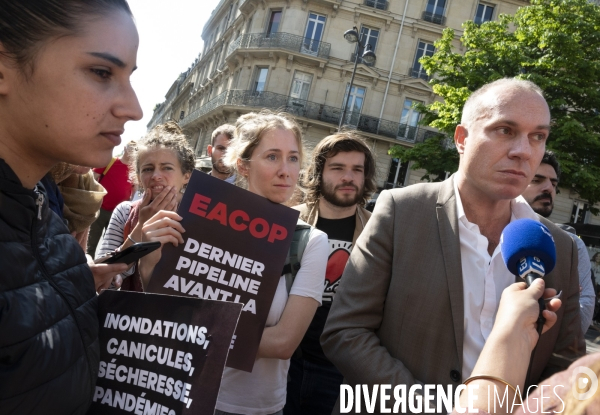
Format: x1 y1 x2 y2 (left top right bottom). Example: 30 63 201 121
500 218 557 286
500 218 557 333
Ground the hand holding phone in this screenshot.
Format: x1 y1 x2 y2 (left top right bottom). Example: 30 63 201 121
94 241 161 265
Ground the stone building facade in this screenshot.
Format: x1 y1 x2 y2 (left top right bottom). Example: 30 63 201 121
148 0 600 230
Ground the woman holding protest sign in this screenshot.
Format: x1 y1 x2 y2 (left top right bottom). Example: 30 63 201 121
96 121 194 291
0 0 142 412
138 110 328 415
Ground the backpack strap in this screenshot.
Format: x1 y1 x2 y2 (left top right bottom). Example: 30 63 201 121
98 157 117 183
283 219 312 293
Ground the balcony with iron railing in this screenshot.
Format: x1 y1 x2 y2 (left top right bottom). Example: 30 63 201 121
354 114 443 142
227 32 331 60
422 11 446 25
350 52 375 67
179 89 443 144
364 0 389 10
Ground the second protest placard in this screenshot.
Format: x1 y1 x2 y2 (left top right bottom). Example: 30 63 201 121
147 170 299 371
89 290 242 415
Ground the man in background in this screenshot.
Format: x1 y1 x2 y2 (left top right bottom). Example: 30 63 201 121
521 150 595 333
285 131 376 415
208 124 234 181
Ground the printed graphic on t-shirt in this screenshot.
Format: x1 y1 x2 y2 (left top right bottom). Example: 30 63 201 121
323 239 353 303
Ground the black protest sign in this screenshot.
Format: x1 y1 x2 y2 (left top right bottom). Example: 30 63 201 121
146 170 299 372
89 290 242 415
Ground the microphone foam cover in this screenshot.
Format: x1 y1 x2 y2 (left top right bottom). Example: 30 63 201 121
500 218 556 276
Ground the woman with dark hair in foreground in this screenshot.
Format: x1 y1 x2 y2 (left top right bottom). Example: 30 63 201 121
0 1 142 412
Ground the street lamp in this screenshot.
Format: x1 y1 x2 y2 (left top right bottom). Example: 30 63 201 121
338 26 377 130
343 28 359 43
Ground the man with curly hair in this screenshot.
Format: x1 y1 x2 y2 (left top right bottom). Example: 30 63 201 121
284 131 376 415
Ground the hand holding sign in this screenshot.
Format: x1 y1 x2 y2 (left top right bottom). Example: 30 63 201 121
139 211 185 288
146 171 299 371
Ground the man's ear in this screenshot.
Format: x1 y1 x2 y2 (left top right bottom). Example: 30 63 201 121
454 125 468 155
206 145 213 157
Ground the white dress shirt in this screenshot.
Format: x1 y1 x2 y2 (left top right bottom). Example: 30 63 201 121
454 180 540 380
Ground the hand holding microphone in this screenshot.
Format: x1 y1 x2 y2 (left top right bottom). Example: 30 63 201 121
456 221 562 413
495 279 562 351
500 219 557 335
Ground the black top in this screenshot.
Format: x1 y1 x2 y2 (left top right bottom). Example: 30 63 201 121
300 214 355 365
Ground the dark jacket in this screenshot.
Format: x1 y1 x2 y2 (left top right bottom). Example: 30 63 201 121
0 159 100 414
322 177 584 414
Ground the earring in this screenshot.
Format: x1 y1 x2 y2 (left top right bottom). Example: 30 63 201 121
180 184 187 194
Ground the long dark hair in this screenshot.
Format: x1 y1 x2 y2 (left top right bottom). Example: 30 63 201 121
0 0 132 74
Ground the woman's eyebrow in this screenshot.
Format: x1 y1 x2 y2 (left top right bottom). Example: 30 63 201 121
87 51 137 72
87 52 125 67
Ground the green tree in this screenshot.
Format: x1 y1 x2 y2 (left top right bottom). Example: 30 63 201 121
389 0 600 208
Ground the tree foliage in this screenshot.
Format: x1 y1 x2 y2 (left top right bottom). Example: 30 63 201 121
389 135 459 182
389 0 600 207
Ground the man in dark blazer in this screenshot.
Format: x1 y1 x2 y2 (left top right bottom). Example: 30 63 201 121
321 78 585 414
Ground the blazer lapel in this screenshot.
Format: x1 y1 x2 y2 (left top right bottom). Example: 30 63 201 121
436 175 464 368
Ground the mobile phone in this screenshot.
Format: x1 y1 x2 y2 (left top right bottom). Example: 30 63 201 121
94 241 161 265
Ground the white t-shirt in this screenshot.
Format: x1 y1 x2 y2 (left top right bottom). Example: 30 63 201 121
215 227 328 415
